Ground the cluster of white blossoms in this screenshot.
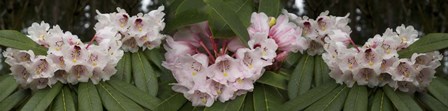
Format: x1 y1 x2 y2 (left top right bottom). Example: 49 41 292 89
322 25 442 92
3 21 123 90
284 10 352 55
94 6 166 52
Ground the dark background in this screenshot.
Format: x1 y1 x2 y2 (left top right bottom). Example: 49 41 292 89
1 0 447 73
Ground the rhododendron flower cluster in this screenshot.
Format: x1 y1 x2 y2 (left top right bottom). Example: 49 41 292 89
94 6 166 52
3 21 124 90
322 25 442 92
284 10 352 55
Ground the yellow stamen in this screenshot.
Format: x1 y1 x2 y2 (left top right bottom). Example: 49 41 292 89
192 71 197 76
248 64 253 69
262 51 267 56
349 64 353 69
386 49 391 54
269 17 276 27
55 47 60 51
72 59 77 63
237 78 243 84
120 23 125 28
369 61 373 66
201 98 207 104
93 61 97 66
223 72 228 77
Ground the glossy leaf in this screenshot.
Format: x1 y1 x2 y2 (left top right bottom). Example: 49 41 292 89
304 86 349 111
204 0 250 45
383 86 422 111
427 78 448 107
256 71 288 90
97 83 144 111
288 54 314 99
284 52 301 68
398 33 448 58
143 48 165 70
253 84 287 111
0 76 18 102
417 92 448 111
178 102 205 111
52 86 76 111
115 52 132 83
282 82 339 111
78 82 102 111
155 93 188 111
175 0 205 16
21 83 63 111
203 94 246 111
343 85 368 111
107 79 161 110
241 92 254 111
0 30 47 55
258 0 281 17
0 89 29 110
370 89 393 111
165 5 208 32
131 52 158 96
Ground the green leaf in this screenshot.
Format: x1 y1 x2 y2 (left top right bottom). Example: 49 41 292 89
204 0 250 45
78 82 102 111
253 84 287 111
383 86 422 111
343 84 368 111
207 0 253 38
115 52 132 83
107 79 161 110
155 93 188 111
370 89 394 111
165 6 208 32
284 52 301 68
258 0 281 17
305 86 349 111
21 83 63 111
427 78 448 107
175 0 205 16
0 76 18 102
282 82 339 111
97 82 144 111
178 102 205 111
288 54 314 99
204 94 246 111
241 92 254 111
0 89 29 110
0 30 47 55
417 92 448 111
256 71 288 90
398 33 448 58
52 86 76 111
314 56 324 86
143 48 165 70
131 52 158 96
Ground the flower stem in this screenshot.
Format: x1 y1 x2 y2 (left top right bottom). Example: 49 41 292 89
86 35 97 49
349 37 360 52
200 41 215 62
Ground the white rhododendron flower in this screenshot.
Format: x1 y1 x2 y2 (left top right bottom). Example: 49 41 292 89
322 25 442 92
163 13 304 106
94 6 166 52
282 10 352 56
3 21 124 90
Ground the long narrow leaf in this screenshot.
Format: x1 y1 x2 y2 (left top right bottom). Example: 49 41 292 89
203 94 246 111
204 0 250 45
417 92 448 111
343 84 368 111
155 93 188 111
0 76 18 102
428 78 448 107
115 52 132 83
131 52 158 96
78 82 102 111
97 83 144 111
107 79 161 110
0 89 29 110
288 54 314 99
258 0 281 17
383 86 422 111
398 33 448 58
305 86 349 111
52 86 76 111
282 82 339 111
256 71 288 90
370 89 393 111
0 30 47 55
21 83 63 111
253 84 287 111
